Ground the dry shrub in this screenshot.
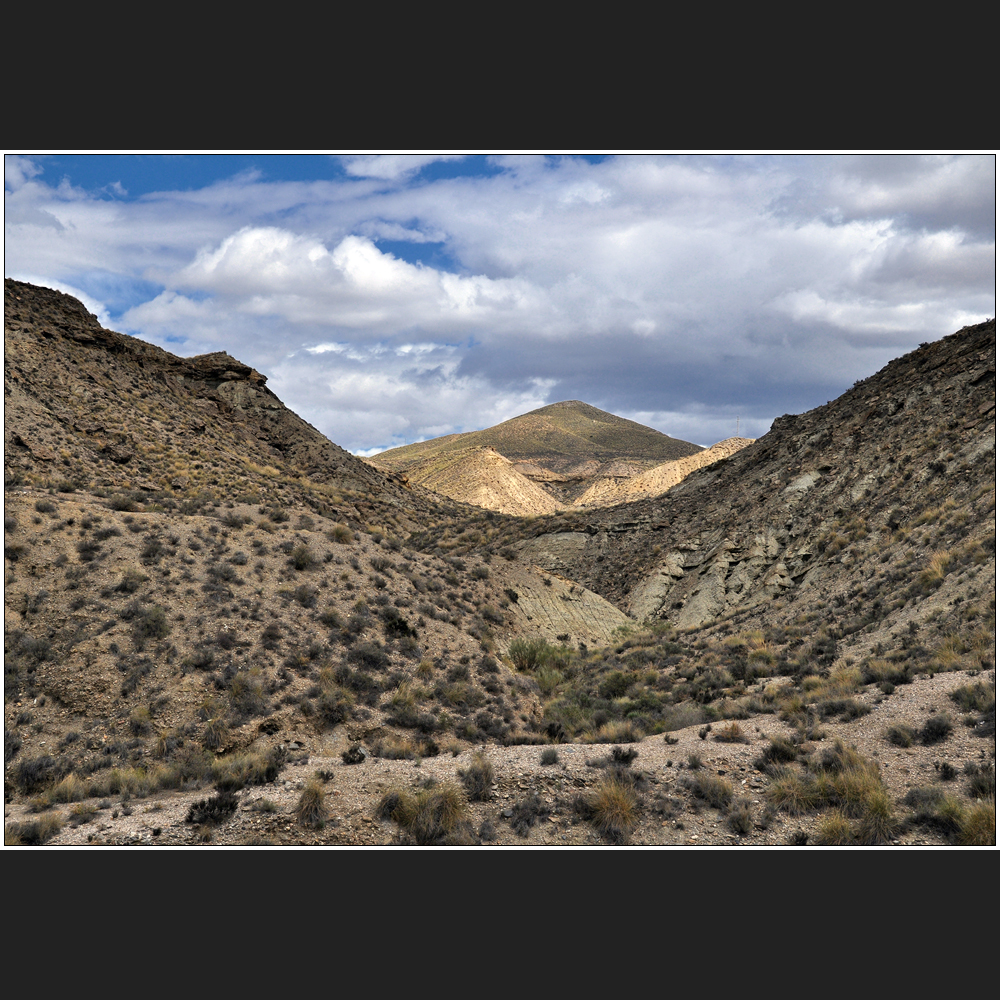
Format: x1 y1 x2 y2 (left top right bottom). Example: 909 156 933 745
766 767 819 815
581 773 640 844
376 781 473 845
5 814 63 845
296 779 327 829
959 799 996 846
714 721 748 744
815 810 853 845
459 752 495 802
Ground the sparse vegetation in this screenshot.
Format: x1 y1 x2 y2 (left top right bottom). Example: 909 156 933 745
578 772 641 844
2 281 993 847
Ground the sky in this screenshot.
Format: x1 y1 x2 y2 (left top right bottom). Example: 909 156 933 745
4 152 995 454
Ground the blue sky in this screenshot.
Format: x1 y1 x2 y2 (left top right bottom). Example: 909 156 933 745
5 152 995 454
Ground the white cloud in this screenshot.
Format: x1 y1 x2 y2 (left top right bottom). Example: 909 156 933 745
4 155 43 190
5 153 993 453
268 342 557 453
340 154 465 181
171 227 547 337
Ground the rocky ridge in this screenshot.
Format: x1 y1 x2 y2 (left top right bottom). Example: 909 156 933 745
575 437 756 508
513 321 995 634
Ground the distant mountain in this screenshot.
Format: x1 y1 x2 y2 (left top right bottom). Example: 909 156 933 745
370 400 703 477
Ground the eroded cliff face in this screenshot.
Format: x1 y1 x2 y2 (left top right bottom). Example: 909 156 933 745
3 279 438 518
515 320 995 631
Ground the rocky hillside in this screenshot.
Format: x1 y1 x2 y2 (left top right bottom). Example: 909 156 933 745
575 437 756 508
3 279 438 530
507 320 995 633
397 446 564 517
4 282 994 847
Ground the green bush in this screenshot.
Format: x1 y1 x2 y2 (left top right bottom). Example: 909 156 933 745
509 638 553 672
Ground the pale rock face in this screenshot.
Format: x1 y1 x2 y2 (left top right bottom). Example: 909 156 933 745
518 532 591 573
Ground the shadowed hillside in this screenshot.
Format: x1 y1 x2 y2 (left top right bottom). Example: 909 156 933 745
498 320 995 637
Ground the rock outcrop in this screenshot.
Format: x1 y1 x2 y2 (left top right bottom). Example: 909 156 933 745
515 321 996 631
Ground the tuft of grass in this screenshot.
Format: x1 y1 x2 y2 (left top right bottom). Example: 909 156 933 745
44 773 88 805
766 767 819 815
753 736 799 775
327 524 354 545
815 810 853 845
212 746 287 791
5 814 63 845
950 681 995 714
296 779 327 829
714 720 749 743
590 719 642 744
376 781 473 845
965 763 995 800
686 772 734 810
508 637 554 672
727 797 755 836
581 772 641 844
540 747 560 766
958 799 996 846
855 787 896 845
884 724 916 748
459 752 495 802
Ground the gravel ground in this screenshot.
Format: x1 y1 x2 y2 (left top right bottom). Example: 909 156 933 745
7 667 993 849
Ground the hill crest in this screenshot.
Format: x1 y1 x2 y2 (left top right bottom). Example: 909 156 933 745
370 399 703 476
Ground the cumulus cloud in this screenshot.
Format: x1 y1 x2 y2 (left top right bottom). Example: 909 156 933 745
340 154 465 181
5 153 994 453
170 227 547 338
4 155 43 190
